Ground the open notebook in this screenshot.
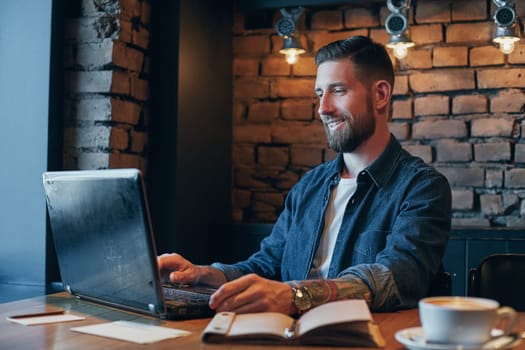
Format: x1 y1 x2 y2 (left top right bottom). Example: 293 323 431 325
43 168 215 319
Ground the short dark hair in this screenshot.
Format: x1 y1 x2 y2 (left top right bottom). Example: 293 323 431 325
315 36 394 88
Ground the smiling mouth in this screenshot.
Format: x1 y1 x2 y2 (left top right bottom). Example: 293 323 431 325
326 118 346 132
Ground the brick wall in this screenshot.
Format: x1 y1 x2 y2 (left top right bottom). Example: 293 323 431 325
63 0 150 173
61 0 525 228
232 0 525 228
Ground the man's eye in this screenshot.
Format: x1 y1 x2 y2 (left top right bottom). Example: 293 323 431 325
333 88 345 94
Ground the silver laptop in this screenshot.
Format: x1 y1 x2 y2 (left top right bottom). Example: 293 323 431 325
43 168 215 319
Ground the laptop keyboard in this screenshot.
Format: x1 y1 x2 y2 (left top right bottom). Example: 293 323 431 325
162 284 213 305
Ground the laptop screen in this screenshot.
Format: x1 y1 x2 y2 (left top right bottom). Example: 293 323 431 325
43 169 166 316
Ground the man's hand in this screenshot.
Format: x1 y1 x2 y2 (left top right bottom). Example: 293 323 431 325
157 253 199 284
157 253 227 287
209 274 297 315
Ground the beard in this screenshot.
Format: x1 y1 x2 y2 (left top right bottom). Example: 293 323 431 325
322 97 376 153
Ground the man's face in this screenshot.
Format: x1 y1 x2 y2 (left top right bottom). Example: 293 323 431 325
314 59 375 153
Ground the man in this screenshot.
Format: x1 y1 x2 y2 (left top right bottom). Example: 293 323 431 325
158 36 451 315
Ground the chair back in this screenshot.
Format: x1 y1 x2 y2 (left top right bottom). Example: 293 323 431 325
468 253 525 311
427 270 452 296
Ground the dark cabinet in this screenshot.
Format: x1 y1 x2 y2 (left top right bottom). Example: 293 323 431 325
443 239 467 297
444 229 525 296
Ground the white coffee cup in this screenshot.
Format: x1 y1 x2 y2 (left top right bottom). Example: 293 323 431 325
418 296 517 345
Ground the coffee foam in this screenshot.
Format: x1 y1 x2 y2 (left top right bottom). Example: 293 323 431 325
425 299 493 310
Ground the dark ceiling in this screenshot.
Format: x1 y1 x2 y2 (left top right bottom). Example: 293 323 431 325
236 0 388 10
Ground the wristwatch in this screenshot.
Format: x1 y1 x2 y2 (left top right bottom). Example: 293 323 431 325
292 286 312 313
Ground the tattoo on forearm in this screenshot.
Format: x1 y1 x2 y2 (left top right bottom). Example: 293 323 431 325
299 279 372 306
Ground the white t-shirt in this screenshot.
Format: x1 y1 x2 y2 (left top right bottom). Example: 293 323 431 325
308 177 357 279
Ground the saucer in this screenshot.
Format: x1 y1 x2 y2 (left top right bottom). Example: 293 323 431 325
395 327 521 350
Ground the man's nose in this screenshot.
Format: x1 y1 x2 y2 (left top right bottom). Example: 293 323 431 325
318 95 334 116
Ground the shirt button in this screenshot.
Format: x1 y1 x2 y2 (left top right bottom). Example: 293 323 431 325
350 198 356 204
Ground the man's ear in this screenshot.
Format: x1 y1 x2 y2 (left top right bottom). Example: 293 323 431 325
373 80 392 111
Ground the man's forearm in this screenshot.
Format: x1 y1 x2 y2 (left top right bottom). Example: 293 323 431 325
291 278 372 308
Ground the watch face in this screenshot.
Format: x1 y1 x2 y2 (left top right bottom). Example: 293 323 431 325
294 287 312 311
275 18 295 37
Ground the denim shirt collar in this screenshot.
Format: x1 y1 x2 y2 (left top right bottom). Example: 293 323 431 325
330 134 402 188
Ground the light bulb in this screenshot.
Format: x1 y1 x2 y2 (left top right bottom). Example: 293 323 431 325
285 51 299 64
387 42 415 60
500 40 515 54
393 45 409 59
499 39 514 55
280 47 305 65
494 36 519 54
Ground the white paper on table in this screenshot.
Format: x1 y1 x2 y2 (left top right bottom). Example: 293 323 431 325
71 320 192 344
7 314 85 326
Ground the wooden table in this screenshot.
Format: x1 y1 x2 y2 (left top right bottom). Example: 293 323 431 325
0 292 523 349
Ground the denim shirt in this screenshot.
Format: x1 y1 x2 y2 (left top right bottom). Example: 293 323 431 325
213 135 451 311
